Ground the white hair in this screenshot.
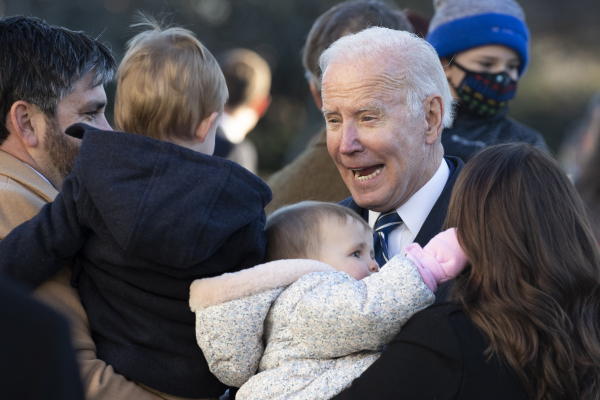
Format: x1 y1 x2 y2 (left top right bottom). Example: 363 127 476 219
319 26 455 128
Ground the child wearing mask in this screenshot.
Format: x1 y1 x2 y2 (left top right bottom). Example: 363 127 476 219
190 201 467 400
426 0 546 162
0 18 271 399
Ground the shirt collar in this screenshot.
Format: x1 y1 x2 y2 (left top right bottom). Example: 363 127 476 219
23 162 54 188
368 159 449 236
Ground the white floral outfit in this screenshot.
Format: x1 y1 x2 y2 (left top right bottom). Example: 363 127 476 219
189 256 435 400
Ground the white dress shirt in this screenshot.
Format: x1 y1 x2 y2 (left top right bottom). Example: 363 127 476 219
368 159 450 257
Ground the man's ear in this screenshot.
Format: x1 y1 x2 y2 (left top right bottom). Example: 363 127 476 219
8 101 44 148
423 94 444 145
250 95 271 118
194 112 220 143
309 80 323 110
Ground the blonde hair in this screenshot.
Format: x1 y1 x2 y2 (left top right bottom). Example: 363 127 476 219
115 16 228 141
265 201 371 262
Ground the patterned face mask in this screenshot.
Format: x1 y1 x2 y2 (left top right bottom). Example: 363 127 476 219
450 60 518 118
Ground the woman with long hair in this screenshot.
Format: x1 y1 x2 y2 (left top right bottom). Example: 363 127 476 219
332 143 600 400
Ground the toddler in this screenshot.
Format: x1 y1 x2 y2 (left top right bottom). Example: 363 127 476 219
190 201 466 400
0 19 271 399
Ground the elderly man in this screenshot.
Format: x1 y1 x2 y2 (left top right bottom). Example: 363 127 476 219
321 27 464 399
266 0 414 214
322 27 464 282
0 16 161 400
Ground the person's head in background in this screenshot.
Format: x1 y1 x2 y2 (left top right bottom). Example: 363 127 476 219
216 49 271 145
302 0 414 111
446 142 600 399
265 201 379 280
576 94 600 243
0 15 115 189
427 0 529 119
560 93 600 183
115 14 227 155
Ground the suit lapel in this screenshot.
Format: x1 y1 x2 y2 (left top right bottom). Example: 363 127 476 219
0 150 58 202
413 156 464 246
339 196 369 222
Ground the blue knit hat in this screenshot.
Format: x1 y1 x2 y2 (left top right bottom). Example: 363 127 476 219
426 0 530 76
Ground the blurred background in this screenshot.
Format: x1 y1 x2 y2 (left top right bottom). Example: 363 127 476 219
2 0 600 177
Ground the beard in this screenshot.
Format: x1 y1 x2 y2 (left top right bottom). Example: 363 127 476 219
42 117 81 182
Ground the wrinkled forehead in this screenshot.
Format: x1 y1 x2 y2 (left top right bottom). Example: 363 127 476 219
321 58 408 107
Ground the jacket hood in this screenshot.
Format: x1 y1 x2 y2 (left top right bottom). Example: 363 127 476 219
66 123 272 268
189 259 335 311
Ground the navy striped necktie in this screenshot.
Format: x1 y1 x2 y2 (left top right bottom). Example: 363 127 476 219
373 210 403 267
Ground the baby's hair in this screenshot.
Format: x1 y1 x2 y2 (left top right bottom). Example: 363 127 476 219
265 201 371 262
115 13 228 141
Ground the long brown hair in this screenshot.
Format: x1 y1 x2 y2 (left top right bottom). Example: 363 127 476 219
446 143 600 400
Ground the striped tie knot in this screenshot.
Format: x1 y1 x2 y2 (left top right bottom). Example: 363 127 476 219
373 210 402 267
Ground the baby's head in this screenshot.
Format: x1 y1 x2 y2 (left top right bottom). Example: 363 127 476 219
115 15 227 154
265 201 379 280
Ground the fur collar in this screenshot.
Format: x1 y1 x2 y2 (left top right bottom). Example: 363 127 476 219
189 259 335 312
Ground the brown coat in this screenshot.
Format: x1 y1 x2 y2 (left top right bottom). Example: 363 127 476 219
266 128 350 215
0 150 162 400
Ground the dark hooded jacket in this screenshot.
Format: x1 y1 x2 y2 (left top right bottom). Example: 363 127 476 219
442 107 546 163
0 124 272 398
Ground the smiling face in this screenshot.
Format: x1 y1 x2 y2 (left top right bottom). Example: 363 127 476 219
317 216 379 281
322 58 438 212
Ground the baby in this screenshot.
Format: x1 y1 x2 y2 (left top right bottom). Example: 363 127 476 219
190 201 466 400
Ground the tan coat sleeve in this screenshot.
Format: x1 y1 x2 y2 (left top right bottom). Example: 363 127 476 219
34 267 163 400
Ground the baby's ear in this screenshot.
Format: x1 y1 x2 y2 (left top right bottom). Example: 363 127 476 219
194 112 219 143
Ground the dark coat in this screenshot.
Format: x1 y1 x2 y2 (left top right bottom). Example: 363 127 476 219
331 303 530 400
340 156 463 302
442 107 546 163
0 278 84 400
0 124 272 398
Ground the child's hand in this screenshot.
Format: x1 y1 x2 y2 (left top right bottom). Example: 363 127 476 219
404 228 467 292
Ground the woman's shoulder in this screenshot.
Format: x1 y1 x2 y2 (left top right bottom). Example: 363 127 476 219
389 302 465 353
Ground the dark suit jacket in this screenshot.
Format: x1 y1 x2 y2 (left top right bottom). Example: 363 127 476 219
340 156 464 301
331 303 530 400
0 278 84 400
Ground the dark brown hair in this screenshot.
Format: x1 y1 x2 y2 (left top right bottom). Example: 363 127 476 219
265 201 370 261
302 0 413 90
446 143 600 400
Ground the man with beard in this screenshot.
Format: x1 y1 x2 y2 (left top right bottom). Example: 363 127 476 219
0 16 162 400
